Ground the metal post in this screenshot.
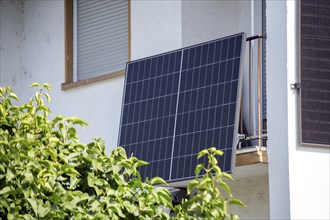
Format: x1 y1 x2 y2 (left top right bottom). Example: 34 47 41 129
249 41 253 137
257 38 262 151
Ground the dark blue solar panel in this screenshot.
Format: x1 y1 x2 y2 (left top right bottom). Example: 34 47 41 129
119 33 246 182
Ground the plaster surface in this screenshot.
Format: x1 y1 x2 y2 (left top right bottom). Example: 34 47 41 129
286 2 330 219
0 1 24 86
229 175 269 219
266 0 291 218
0 0 124 153
130 0 182 60
267 1 330 219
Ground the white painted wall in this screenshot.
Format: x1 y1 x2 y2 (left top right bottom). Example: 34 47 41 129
286 1 330 219
130 0 182 60
267 1 330 219
0 1 24 86
0 0 262 151
0 0 124 153
0 0 183 154
0 0 272 219
182 0 240 47
266 0 291 218
229 175 269 219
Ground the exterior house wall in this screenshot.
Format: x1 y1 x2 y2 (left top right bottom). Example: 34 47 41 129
1 0 329 219
0 0 184 153
229 175 269 219
0 1 24 86
0 0 125 152
267 1 330 219
130 0 182 60
266 0 291 218
286 2 330 219
182 1 263 137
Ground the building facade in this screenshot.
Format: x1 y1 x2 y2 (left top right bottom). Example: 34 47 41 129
0 0 329 219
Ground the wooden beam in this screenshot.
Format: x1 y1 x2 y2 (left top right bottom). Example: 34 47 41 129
64 0 73 83
61 69 125 90
235 150 268 167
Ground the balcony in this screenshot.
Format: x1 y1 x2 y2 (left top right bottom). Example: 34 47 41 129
234 34 268 179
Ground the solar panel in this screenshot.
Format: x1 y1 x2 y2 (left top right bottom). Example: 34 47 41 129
119 33 246 182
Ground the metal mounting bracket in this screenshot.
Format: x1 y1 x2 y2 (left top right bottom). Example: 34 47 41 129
290 82 301 89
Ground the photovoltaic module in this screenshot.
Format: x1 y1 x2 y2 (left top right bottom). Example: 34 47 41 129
118 33 246 182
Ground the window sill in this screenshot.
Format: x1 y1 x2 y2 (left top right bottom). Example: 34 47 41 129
61 69 125 90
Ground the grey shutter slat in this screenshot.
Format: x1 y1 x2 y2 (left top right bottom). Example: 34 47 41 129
76 0 128 81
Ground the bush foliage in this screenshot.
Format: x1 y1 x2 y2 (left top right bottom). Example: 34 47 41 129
0 84 171 219
0 84 244 219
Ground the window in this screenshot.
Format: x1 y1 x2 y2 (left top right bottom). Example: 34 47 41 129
300 0 330 146
63 0 130 89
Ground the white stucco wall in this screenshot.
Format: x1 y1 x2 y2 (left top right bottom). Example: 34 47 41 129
267 1 330 219
0 0 124 153
0 1 272 218
286 1 330 219
0 1 24 86
131 0 182 60
0 0 183 154
266 0 291 218
229 175 269 219
0 0 264 151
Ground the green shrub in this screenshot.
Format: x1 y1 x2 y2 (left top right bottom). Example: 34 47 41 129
173 148 246 220
0 83 244 219
0 83 171 219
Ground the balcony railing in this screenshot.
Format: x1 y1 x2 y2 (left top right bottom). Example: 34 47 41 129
238 34 267 152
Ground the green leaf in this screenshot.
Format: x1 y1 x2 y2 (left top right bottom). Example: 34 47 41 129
208 147 217 152
187 179 199 194
123 201 139 216
215 149 224 156
0 186 11 195
6 169 15 181
29 82 40 88
229 199 246 207
230 214 240 220
9 92 19 101
148 187 159 203
199 177 212 188
108 204 125 218
213 165 222 176
26 198 38 216
36 105 50 113
70 117 88 126
150 177 167 185
42 83 52 91
0 198 9 209
52 115 64 123
197 149 209 159
157 188 173 209
221 172 233 180
45 93 51 102
21 120 33 127
219 181 232 196
49 137 60 143
135 160 149 168
38 203 51 218
195 164 204 177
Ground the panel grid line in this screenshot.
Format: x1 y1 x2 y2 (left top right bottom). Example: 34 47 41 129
169 50 184 181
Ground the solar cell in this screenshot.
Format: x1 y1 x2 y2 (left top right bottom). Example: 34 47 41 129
119 33 246 182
